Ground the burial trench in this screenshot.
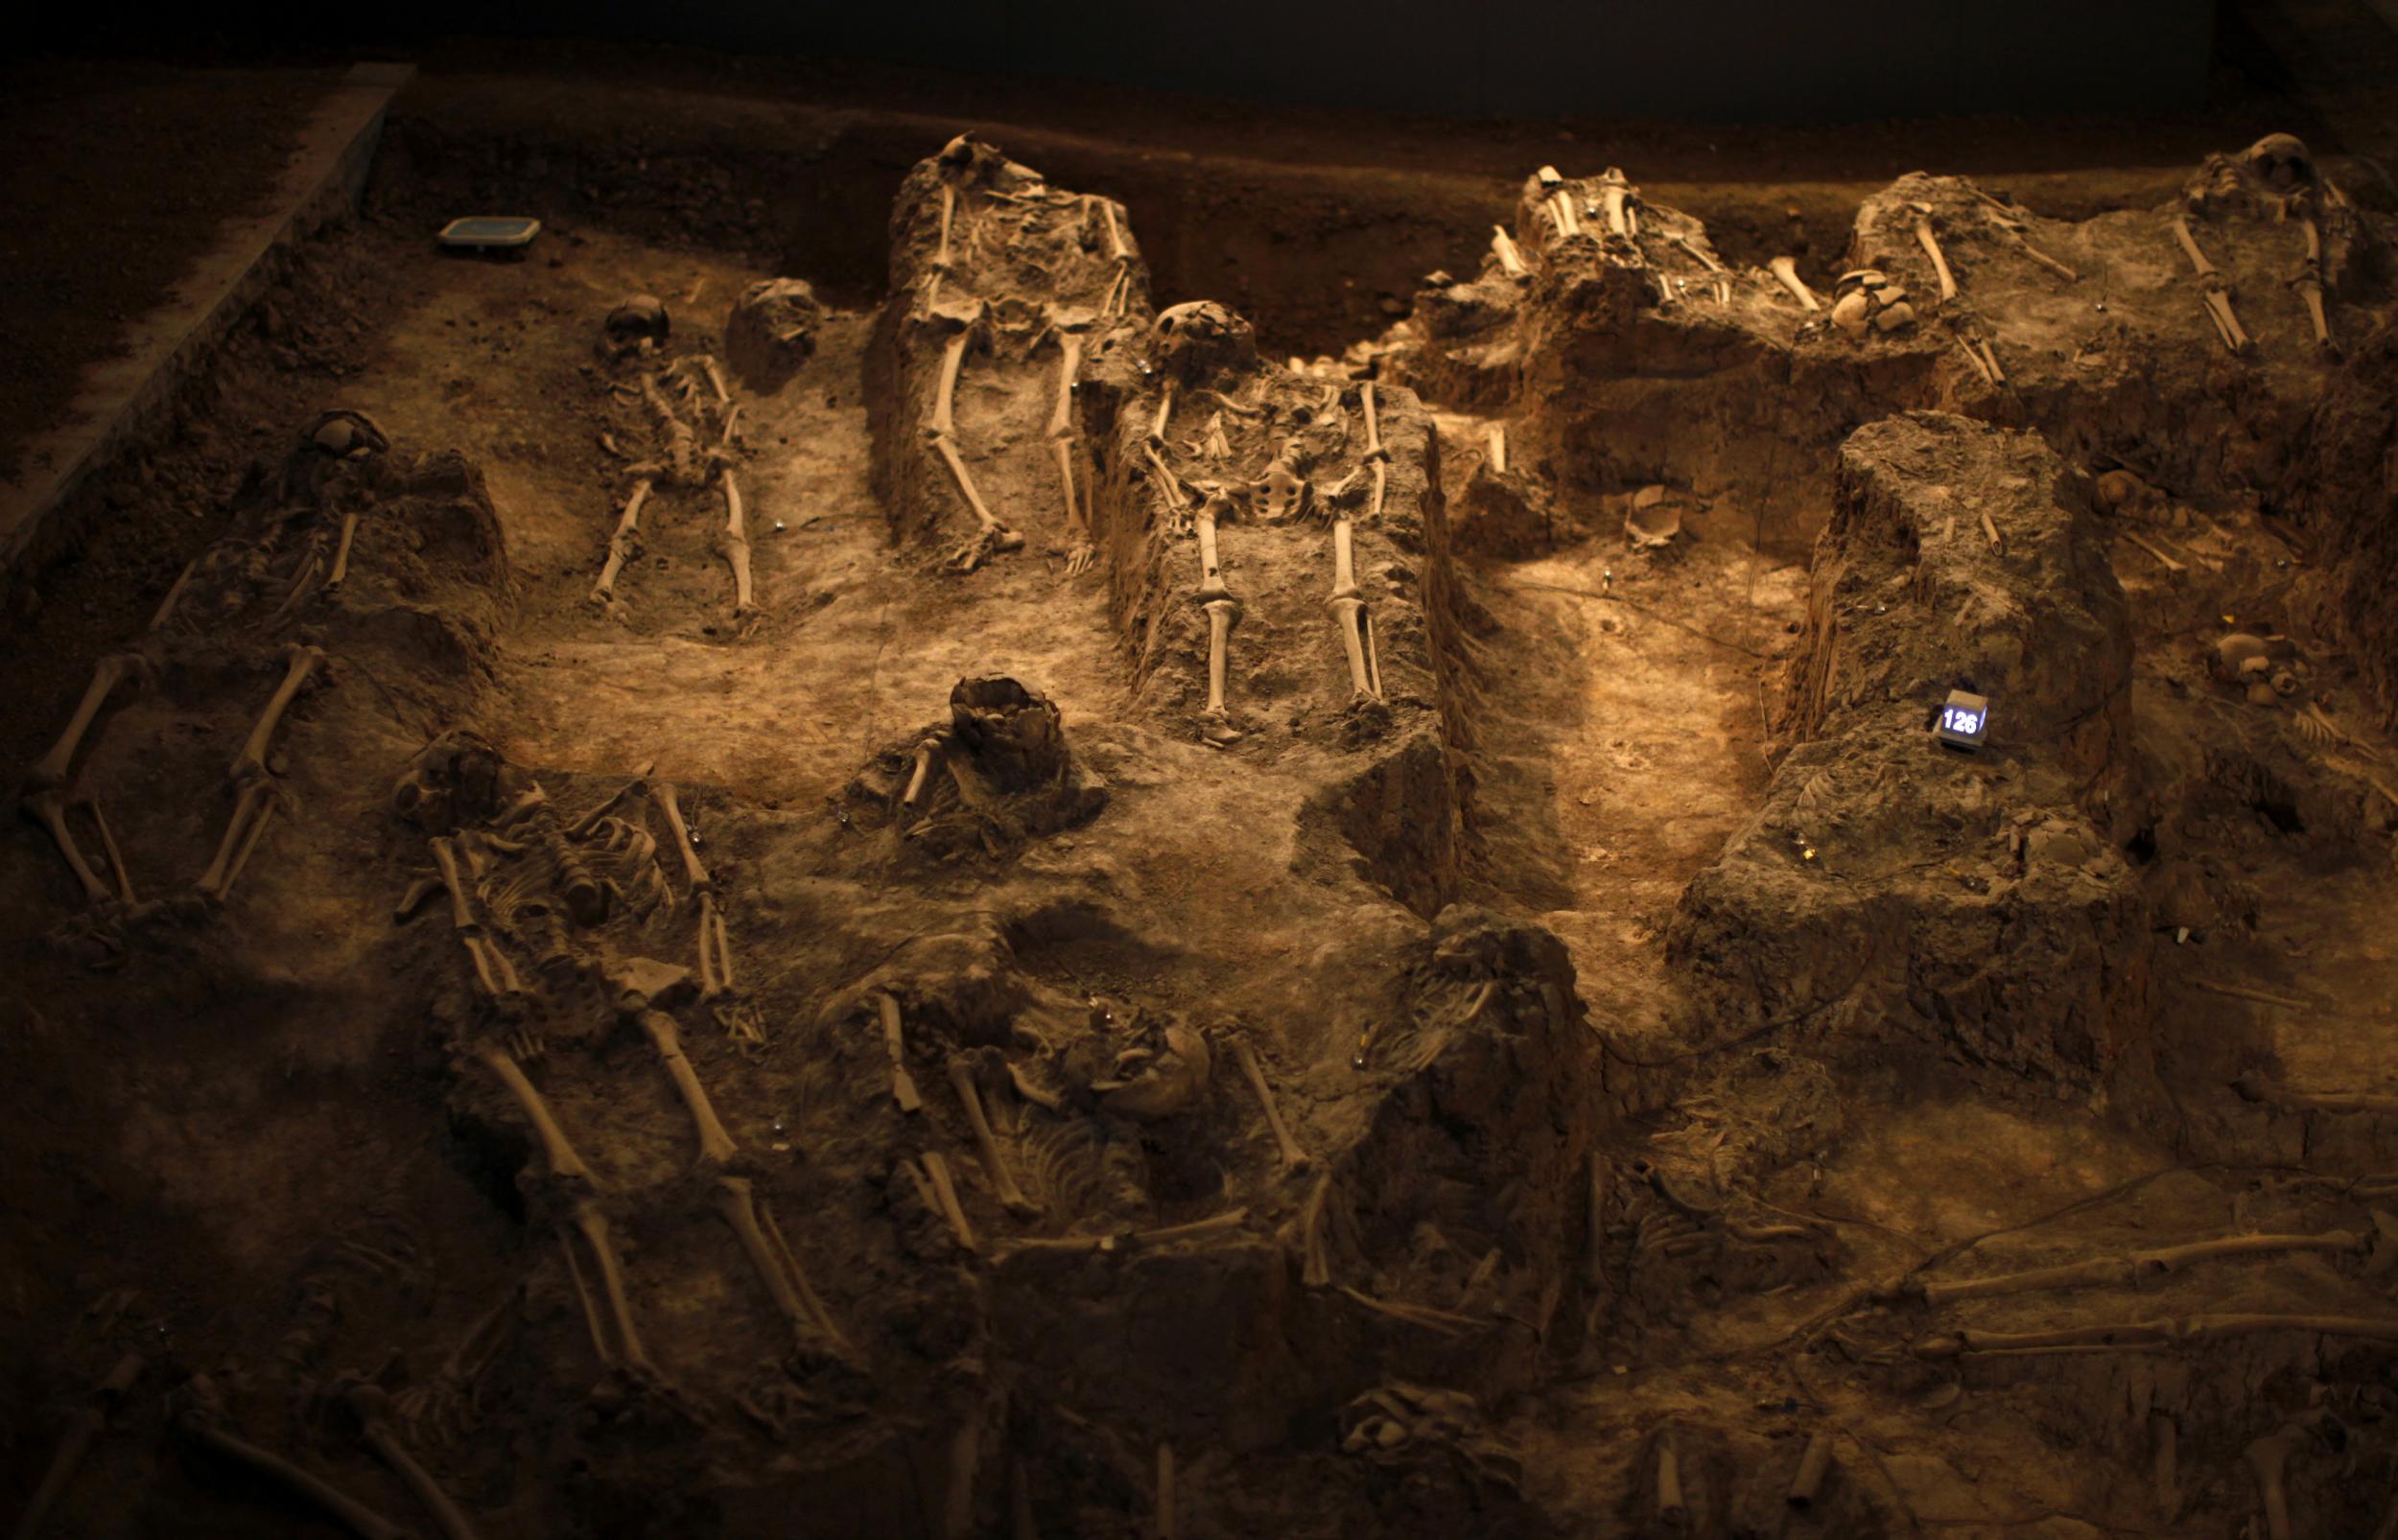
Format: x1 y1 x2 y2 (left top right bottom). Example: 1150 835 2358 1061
6 109 2398 1540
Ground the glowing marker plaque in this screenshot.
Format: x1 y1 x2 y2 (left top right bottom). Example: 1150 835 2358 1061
1934 689 1991 751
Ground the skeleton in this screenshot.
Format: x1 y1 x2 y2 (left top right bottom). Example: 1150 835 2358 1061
1193 488 1243 736
199 642 324 907
178 1376 414 1540
925 309 1025 572
12 1351 143 1540
949 1052 1040 1215
417 835 525 1008
611 966 855 1363
475 1043 659 1380
338 1378 481 1540
2293 215 2336 354
20 652 151 910
2170 213 2253 355
879 992 926 1112
1767 256 1822 312
1323 383 1388 704
1225 1031 1309 1172
1913 1314 2398 1358
1911 1228 2364 1304
1093 195 1136 318
910 1151 979 1252
1046 317 1096 575
656 782 762 1045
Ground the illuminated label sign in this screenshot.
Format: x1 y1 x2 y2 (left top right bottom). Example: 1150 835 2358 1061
1934 689 1991 751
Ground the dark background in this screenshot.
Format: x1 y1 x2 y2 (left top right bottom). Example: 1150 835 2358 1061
37 0 2222 123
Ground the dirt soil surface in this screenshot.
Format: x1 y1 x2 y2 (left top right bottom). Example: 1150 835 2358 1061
4 36 2398 1540
0 59 335 486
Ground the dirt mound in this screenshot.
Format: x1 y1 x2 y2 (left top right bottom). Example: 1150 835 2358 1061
1670 412 2149 1085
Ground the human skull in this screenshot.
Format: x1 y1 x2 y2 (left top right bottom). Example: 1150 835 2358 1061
2242 133 2316 196
389 729 528 833
307 409 388 458
601 294 670 361
1150 301 1258 385
2092 468 2159 518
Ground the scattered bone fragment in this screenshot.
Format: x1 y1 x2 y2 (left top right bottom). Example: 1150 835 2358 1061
949 1055 1040 1216
719 467 756 618
342 1380 481 1540
1226 1031 1310 1171
12 1350 142 1540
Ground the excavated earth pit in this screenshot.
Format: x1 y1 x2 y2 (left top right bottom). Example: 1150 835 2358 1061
6 89 2398 1540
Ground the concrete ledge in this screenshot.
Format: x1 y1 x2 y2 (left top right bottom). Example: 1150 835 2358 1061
0 61 415 591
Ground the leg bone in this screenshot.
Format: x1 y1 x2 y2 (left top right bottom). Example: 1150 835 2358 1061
1227 1033 1310 1171
947 1056 1040 1216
